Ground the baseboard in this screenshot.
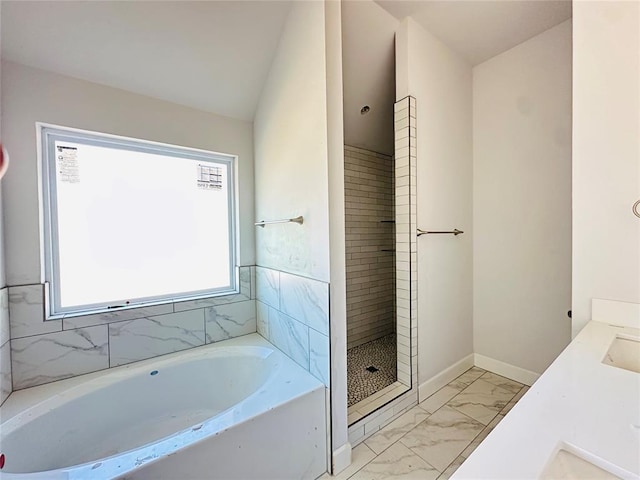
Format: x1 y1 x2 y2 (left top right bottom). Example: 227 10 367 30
474 354 540 386
418 354 474 402
332 442 352 475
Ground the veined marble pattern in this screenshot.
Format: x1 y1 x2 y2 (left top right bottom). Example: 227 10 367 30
447 378 515 425
1 341 12 405
205 300 256 344
365 405 430 454
172 292 250 313
309 329 330 386
11 326 108 389
400 405 485 472
109 310 205 367
338 367 526 479
256 301 270 340
280 272 329 335
239 266 252 299
351 442 439 480
256 266 280 309
268 309 309 370
8 284 61 338
0 287 9 346
63 303 174 330
479 371 524 394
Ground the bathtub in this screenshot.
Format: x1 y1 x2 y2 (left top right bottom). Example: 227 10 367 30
0 334 327 480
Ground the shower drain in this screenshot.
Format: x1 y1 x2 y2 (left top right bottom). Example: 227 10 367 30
365 365 379 373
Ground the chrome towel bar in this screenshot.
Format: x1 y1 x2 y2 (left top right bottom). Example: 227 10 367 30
255 216 304 227
417 228 464 237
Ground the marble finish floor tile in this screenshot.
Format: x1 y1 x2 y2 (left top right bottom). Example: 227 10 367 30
479 371 523 394
500 385 529 416
365 405 430 454
447 378 515 425
347 334 397 407
319 444 377 480
342 368 529 480
399 405 484 472
350 442 439 480
419 386 459 414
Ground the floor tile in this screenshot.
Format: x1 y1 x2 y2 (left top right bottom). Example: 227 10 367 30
348 334 397 407
319 443 377 480
365 405 430 454
479 371 523 394
500 385 529 416
447 379 514 425
437 455 466 480
447 367 485 391
460 414 504 459
350 442 440 480
399 405 484 472
419 385 459 414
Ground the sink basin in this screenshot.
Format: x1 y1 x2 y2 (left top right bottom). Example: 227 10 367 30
602 336 640 374
540 449 621 479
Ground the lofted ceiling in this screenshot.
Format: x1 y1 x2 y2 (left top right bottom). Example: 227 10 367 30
0 1 292 121
342 0 572 154
375 0 572 66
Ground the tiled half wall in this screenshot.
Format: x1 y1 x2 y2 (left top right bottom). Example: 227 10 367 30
255 266 330 387
0 287 11 405
7 267 257 390
344 145 396 350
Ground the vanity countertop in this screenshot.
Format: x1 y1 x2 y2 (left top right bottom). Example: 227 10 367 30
453 317 640 479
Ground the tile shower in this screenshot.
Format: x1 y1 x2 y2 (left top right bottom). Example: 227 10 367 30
344 145 397 406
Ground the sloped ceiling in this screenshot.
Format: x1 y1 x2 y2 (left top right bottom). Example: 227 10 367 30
1 1 292 121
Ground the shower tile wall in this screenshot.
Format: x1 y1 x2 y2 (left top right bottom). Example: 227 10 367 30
345 145 395 350
7 267 257 390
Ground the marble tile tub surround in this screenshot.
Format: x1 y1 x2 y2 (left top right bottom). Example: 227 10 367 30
323 367 528 480
0 287 12 405
256 266 330 387
8 267 257 390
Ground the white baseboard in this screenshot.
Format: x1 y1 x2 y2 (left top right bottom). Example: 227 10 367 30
418 354 474 402
332 442 352 475
474 354 540 386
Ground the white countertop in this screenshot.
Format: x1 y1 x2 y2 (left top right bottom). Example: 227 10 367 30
453 318 640 479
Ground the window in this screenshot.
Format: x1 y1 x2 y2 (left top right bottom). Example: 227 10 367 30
40 124 236 318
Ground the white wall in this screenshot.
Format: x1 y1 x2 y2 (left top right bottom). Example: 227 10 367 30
254 2 330 282
253 1 348 471
1 61 255 286
396 18 474 386
341 0 398 155
572 1 640 337
473 21 572 376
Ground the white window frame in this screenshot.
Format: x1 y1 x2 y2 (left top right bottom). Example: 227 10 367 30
39 123 238 319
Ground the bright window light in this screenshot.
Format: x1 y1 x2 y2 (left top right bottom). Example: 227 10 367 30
40 125 236 316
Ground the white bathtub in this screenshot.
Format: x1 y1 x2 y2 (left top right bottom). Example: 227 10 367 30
0 334 327 480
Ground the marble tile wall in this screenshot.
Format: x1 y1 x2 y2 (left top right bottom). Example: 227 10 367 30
7 267 256 390
0 287 11 405
255 266 330 387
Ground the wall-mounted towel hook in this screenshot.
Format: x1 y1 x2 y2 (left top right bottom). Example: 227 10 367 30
633 200 640 219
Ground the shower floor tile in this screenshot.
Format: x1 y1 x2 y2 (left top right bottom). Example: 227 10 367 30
347 334 397 407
